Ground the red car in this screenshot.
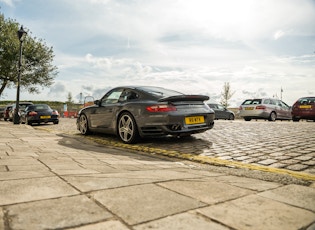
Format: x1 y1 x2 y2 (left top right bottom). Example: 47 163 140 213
291 97 315 122
3 105 13 121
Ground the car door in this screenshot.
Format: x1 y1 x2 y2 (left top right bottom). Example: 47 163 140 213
90 88 124 129
216 104 227 119
278 100 291 119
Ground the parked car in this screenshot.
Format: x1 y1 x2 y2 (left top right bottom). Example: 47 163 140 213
3 105 13 121
77 86 215 144
239 98 291 121
0 106 5 120
20 104 59 125
208 103 235 120
291 97 315 122
9 102 33 122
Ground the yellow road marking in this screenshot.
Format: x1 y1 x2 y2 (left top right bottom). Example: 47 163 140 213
34 126 315 182
86 136 315 182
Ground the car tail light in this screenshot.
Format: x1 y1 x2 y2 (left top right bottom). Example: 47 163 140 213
52 110 59 115
239 106 243 110
28 111 37 116
255 105 266 110
146 104 177 112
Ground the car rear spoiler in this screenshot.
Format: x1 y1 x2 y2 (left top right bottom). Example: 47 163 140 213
158 95 209 102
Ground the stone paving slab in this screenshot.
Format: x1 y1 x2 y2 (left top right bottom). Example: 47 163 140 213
91 183 207 225
213 175 281 191
0 177 79 205
62 169 203 192
0 170 54 181
158 179 255 204
134 212 230 230
5 195 112 230
68 220 130 230
259 184 315 212
197 194 315 230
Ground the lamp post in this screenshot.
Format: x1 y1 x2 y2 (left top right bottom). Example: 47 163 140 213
13 26 27 124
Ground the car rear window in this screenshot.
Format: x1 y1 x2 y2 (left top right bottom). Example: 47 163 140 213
242 99 262 105
298 97 315 105
28 105 50 110
138 86 183 98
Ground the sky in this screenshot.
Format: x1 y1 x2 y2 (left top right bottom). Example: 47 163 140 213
1 0 315 107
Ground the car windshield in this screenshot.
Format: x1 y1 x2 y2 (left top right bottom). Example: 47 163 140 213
137 86 183 98
242 99 262 105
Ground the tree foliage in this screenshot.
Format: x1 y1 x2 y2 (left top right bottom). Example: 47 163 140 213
220 82 235 107
0 13 58 97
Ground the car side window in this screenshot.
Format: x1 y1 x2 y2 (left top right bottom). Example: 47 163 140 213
280 101 289 109
101 89 123 106
119 90 139 102
217 104 224 110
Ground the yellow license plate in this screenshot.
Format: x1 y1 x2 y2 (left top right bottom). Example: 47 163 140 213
185 116 204 125
245 107 254 110
40 115 51 119
299 105 312 109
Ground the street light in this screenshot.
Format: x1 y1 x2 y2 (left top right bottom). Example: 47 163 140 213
13 26 27 124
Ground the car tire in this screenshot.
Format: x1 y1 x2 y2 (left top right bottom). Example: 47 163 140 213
292 117 300 122
26 118 32 126
53 121 59 124
78 114 91 135
244 117 251 121
118 112 139 144
228 114 235 120
268 112 277 122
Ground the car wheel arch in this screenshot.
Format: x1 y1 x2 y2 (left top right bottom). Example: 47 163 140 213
117 111 140 144
269 111 277 121
78 113 91 135
116 110 139 131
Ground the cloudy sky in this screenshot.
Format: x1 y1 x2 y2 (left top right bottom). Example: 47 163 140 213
1 0 315 107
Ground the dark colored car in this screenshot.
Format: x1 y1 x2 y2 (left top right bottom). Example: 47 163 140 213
9 102 33 122
208 103 235 120
20 104 59 125
3 105 13 121
239 98 291 121
0 107 5 120
291 97 315 122
77 86 215 144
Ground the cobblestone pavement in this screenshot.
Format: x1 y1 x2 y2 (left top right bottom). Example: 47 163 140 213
36 118 315 175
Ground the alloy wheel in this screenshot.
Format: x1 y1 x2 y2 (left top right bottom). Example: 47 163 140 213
79 114 90 135
118 113 138 144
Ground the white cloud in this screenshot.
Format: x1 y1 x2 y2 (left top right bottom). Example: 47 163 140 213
0 0 14 7
274 30 285 40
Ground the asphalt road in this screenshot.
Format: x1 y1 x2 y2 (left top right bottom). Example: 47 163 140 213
35 118 315 177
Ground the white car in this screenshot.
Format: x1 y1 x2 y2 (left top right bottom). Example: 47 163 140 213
239 98 291 121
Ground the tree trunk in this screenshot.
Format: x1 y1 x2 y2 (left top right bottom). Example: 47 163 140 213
0 80 8 96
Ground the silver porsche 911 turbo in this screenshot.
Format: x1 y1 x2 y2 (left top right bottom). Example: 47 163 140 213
77 86 215 144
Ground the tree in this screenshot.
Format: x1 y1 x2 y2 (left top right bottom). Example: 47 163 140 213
67 92 74 104
0 13 58 97
220 82 234 107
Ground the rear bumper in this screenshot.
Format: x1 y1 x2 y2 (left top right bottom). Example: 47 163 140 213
292 111 315 119
138 113 215 137
239 110 270 119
